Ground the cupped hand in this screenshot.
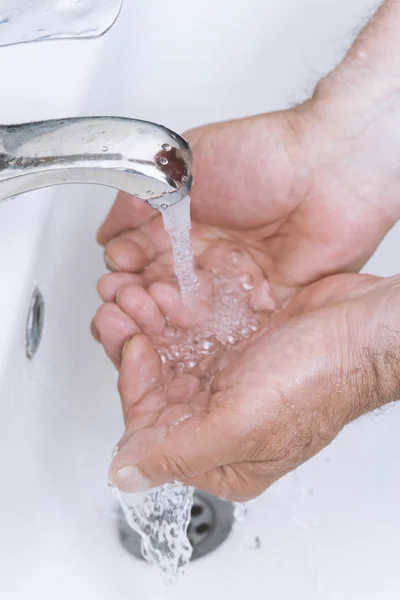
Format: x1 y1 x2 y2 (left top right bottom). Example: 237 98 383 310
105 272 400 501
96 100 397 307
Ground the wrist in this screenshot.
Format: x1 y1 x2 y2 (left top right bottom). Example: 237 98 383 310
313 0 400 117
349 276 400 418
302 0 400 224
299 82 400 226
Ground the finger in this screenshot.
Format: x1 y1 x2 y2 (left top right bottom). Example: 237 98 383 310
148 281 197 328
104 236 151 273
116 284 165 336
133 216 171 253
97 272 143 302
94 303 140 368
97 192 156 245
117 335 164 421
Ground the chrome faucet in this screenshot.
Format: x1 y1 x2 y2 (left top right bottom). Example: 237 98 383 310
0 117 192 209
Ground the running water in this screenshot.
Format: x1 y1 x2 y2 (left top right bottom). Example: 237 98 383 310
160 195 199 298
112 195 259 582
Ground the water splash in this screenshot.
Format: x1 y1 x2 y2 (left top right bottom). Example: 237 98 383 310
112 483 193 583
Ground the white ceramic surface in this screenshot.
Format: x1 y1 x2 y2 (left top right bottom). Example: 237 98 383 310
1 1 399 599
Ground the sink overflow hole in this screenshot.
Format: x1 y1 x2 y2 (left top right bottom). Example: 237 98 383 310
26 288 45 359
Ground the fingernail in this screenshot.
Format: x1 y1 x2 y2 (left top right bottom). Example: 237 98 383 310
104 253 120 272
122 338 131 357
90 319 101 342
115 466 151 493
97 228 106 245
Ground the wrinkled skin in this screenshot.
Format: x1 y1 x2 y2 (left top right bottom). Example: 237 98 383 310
106 273 400 501
93 103 400 500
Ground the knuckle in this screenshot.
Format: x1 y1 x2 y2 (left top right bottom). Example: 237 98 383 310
157 452 197 482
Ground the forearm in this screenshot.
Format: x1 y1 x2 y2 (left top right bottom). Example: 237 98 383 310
309 0 400 222
317 0 400 103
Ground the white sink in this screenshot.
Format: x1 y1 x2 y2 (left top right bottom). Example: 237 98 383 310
1 1 399 598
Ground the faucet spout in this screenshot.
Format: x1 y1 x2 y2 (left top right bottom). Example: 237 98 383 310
0 117 192 209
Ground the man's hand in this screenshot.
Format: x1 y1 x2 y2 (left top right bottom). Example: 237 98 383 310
107 274 400 501
96 99 398 308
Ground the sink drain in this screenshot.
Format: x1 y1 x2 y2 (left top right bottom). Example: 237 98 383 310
118 490 234 561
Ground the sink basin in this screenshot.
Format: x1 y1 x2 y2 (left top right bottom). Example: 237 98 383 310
1 1 399 598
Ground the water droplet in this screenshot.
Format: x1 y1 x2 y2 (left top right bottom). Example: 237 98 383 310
197 338 215 353
249 320 261 332
181 344 195 359
161 204 168 210
240 274 255 291
162 143 172 151
100 130 105 134
164 325 178 338
101 145 109 152
230 249 242 264
244 535 262 551
227 334 237 345
239 327 252 339
157 350 167 364
80 137 86 141
186 360 197 369
159 156 169 166
167 345 182 361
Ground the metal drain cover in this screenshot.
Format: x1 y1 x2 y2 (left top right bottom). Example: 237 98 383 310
118 490 234 561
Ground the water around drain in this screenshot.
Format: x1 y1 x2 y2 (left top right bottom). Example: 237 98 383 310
118 491 234 562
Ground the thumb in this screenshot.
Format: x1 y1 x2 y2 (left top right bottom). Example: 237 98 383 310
109 405 242 496
109 339 243 495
